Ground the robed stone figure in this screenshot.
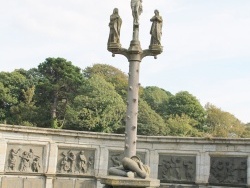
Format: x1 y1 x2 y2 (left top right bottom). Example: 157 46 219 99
150 10 163 47
131 0 143 25
108 8 122 46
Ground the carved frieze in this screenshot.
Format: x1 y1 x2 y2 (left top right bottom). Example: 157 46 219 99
57 148 95 175
158 155 196 183
209 156 247 186
5 145 44 173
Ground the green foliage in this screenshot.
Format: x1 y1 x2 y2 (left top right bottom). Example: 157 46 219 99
166 91 206 131
142 86 172 117
9 86 37 125
205 103 246 138
1 61 248 138
137 99 169 136
0 71 33 124
35 57 85 128
83 64 128 99
65 75 126 133
243 124 250 138
166 114 202 137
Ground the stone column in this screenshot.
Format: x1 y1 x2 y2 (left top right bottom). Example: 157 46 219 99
196 151 209 185
125 59 141 158
98 146 109 176
45 142 57 188
149 150 159 179
45 177 53 188
0 139 7 173
46 142 58 174
247 155 250 186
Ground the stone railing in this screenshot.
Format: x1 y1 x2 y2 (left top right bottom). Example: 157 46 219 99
0 124 250 188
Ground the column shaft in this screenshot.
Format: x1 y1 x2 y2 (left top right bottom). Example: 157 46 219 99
125 60 140 158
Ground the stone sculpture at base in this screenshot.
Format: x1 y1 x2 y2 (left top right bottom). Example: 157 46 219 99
108 156 150 179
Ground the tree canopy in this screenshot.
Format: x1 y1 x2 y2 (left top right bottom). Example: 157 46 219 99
165 91 206 131
1 58 249 138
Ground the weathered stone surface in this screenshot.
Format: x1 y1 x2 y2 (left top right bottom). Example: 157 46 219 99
1 125 250 188
2 177 23 188
158 155 196 183
5 144 44 173
101 176 160 188
23 178 44 188
75 179 96 188
149 10 163 47
57 148 95 175
209 156 247 186
108 150 146 169
53 179 74 188
108 8 122 47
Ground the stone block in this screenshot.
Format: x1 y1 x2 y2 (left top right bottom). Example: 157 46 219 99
100 176 160 188
53 179 74 188
75 179 96 188
23 178 44 188
1 177 23 188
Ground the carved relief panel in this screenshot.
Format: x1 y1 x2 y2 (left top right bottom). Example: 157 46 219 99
209 156 247 186
108 150 146 169
158 155 196 183
5 144 44 173
56 148 95 175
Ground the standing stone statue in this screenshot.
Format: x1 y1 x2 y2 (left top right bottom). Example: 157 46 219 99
131 0 143 25
8 148 20 170
108 8 122 46
150 10 163 47
79 150 88 173
68 151 76 173
20 151 30 172
31 156 41 172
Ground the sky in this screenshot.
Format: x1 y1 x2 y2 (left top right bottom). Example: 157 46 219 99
0 0 250 123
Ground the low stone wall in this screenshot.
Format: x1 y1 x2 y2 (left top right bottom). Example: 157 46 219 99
0 124 249 188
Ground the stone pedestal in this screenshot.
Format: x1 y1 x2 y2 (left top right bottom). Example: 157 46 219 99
100 176 160 188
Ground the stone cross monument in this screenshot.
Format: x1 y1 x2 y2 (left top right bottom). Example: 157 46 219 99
108 1 163 158
103 3 163 187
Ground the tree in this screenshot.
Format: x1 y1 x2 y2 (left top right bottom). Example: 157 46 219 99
65 75 126 133
165 114 202 137
83 64 128 100
142 86 172 118
205 103 246 138
166 91 206 130
0 70 32 124
137 99 169 136
9 86 37 126
35 57 85 128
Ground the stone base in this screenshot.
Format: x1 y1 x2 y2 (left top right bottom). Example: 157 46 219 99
149 45 163 53
100 176 160 188
108 43 122 53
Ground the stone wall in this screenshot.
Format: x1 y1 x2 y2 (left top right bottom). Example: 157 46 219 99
0 124 250 188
